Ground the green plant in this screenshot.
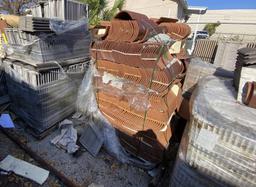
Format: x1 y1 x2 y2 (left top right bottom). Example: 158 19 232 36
103 0 125 21
79 0 125 25
203 22 221 36
79 0 107 25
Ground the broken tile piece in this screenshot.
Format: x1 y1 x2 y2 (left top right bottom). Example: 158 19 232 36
0 155 49 185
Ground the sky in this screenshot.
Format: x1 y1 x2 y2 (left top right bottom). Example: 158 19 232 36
187 0 256 10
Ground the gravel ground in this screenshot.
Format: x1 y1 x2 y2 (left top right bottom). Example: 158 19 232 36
0 130 66 187
1 121 151 187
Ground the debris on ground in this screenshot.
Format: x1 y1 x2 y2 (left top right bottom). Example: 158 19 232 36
0 113 15 128
0 155 49 185
51 119 79 154
0 0 255 186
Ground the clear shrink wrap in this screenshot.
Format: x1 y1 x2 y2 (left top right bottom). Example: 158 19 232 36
76 61 157 168
4 59 89 134
4 18 91 65
173 76 256 187
182 58 233 98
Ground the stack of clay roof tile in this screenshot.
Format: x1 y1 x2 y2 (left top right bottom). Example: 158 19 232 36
158 22 191 40
92 11 191 163
243 81 256 108
234 48 256 109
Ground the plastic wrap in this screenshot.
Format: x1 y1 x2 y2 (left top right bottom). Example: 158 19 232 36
49 18 87 34
95 71 157 111
76 61 155 169
182 58 234 98
31 0 88 21
170 130 229 187
3 59 89 133
82 10 188 165
0 60 7 97
146 33 175 46
177 76 256 187
4 18 91 64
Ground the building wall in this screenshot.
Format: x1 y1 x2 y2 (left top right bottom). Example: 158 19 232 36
107 0 186 20
187 9 256 35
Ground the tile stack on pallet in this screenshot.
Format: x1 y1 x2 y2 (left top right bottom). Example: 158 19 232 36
182 58 233 98
178 58 233 120
213 42 247 71
91 11 190 163
31 0 88 21
234 48 256 108
5 16 90 65
2 1 90 136
170 76 256 187
234 48 256 89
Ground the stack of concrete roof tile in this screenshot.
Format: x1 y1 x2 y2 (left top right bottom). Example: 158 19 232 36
0 64 7 98
92 11 190 163
4 17 90 65
234 48 256 89
213 42 246 71
2 2 90 136
18 16 52 33
172 77 256 187
4 59 88 135
31 0 88 21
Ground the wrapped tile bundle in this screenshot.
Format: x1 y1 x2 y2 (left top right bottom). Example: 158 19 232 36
4 18 91 65
213 42 247 71
172 76 256 187
94 72 182 162
170 151 228 187
234 48 256 90
1 2 91 136
3 59 88 134
91 11 191 163
182 58 233 98
179 58 233 120
31 0 88 21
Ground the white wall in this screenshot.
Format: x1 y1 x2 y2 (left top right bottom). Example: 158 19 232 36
107 0 185 20
187 9 256 35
